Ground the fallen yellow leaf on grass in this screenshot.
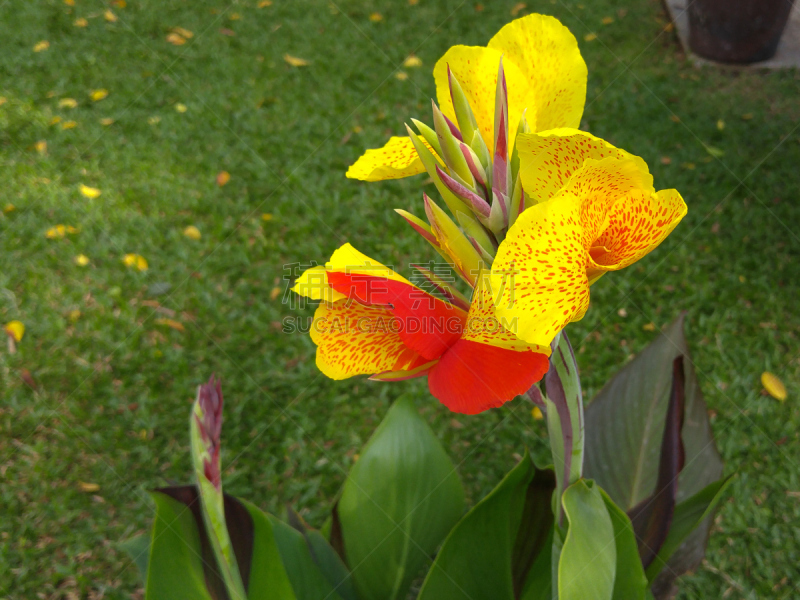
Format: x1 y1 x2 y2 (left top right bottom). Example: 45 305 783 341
175 103 187 113
90 89 108 102
34 40 50 52
75 254 90 266
531 406 543 420
154 318 185 332
171 27 194 39
78 482 100 492
369 12 383 22
62 120 77 130
112 0 127 7
283 54 309 67
34 140 47 154
5 321 25 342
166 32 186 45
216 171 230 186
761 372 787 401
100 117 114 126
80 184 101 199
403 55 422 68
258 0 273 7
59 98 78 109
104 10 117 22
148 116 161 125
602 16 614 24
261 213 273 221
584 32 597 41
123 254 148 271
395 71 408 80
270 287 282 301
183 225 201 240
717 119 725 131
75 18 88 27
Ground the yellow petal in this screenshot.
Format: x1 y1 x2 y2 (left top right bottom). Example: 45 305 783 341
154 318 185 332
292 266 347 302
175 103 187 113
269 286 281 301
75 254 90 266
283 54 309 67
491 193 590 347
62 120 77 130
327 243 412 285
532 406 544 420
123 254 148 271
33 40 50 52
216 171 230 186
78 481 100 492
74 18 88 27
369 12 383 22
602 16 614 24
90 89 108 102
261 213 273 221
584 33 597 42
80 184 102 199
488 14 587 132
99 118 114 126
50 116 62 125
34 140 47 154
166 32 186 45
3 203 15 213
64 0 75 5
346 136 427 181
761 372 787 401
5 321 25 342
310 300 422 379
433 45 531 150
46 225 67 239
403 55 422 68
258 0 273 7
104 10 118 22
171 27 194 39
59 98 78 109
183 225 201 240
395 71 408 81
516 128 646 204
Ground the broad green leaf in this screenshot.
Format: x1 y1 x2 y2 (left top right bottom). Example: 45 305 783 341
417 453 554 600
559 480 615 600
519 527 552 600
120 534 150 581
584 315 722 512
268 513 346 600
337 396 465 600
145 492 213 600
599 489 648 600
646 476 734 583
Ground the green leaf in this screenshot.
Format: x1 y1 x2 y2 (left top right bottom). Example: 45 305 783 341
584 314 723 510
119 534 150 582
559 480 615 600
646 476 734 583
145 492 213 600
338 396 465 600
417 454 554 600
599 489 648 600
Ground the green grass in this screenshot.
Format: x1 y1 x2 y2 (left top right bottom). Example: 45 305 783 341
1 0 799 597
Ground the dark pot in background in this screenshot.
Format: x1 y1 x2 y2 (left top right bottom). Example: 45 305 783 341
689 0 796 63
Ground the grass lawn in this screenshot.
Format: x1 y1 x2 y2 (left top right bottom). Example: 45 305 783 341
2 0 799 597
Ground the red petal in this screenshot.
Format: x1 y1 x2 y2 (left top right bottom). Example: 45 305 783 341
427 339 549 414
327 272 466 361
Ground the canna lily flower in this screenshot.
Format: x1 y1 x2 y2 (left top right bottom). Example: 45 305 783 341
489 129 687 347
346 13 586 182
292 243 549 414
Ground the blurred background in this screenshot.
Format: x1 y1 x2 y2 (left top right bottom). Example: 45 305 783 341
1 0 798 597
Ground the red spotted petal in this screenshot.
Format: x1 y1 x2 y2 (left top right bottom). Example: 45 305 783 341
427 339 549 414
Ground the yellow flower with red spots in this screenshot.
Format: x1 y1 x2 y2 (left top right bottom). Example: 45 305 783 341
293 244 549 414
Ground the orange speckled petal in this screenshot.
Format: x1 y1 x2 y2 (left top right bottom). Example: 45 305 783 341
346 136 427 181
558 156 655 248
491 193 590 348
590 188 687 271
310 300 423 380
434 45 533 151
516 129 650 205
488 13 588 132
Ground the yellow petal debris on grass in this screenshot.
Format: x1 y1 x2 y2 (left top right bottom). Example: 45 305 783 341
584 32 597 41
123 254 148 271
154 318 186 332
258 0 273 6
171 27 194 39
183 225 201 240
216 170 231 186
531 406 544 420
90 89 108 102
75 254 90 266
100 117 114 126
602 16 614 24
403 55 422 68
50 116 62 125
283 54 309 67
395 71 408 80
78 482 100 493
717 119 725 131
34 140 47 154
46 224 78 239
69 309 81 322
59 98 78 109
175 103 187 113
643 322 657 331
64 0 75 5
261 213 273 221
270 287 282 301
34 40 50 52
80 184 101 199
74 18 88 27
148 116 160 125
62 120 77 130
761 372 787 401
3 204 15 213
230 12 241 20
5 321 25 342
369 12 383 22
510 2 526 16
104 10 118 22
166 32 186 45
